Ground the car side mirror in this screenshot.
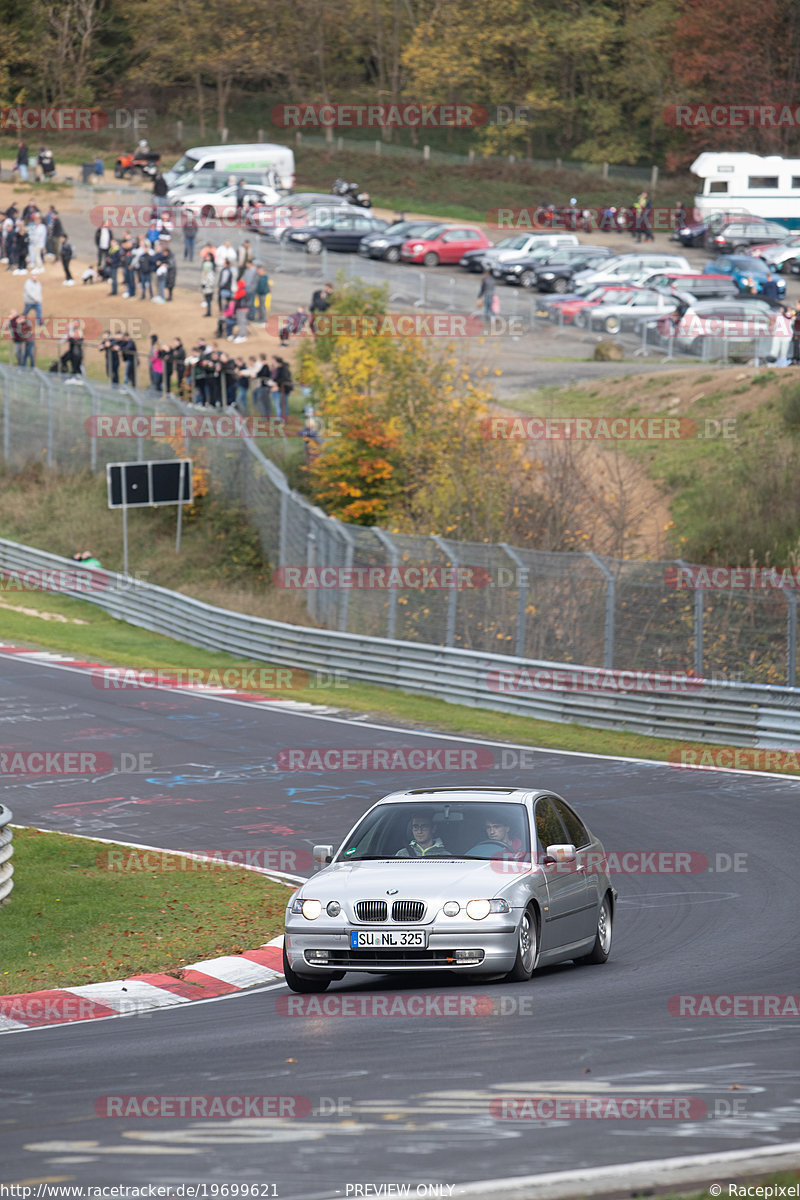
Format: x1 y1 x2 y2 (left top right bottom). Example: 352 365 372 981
543 843 577 865
312 844 334 872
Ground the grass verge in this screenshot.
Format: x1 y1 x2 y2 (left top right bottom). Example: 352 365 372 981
1 827 290 996
0 587 797 776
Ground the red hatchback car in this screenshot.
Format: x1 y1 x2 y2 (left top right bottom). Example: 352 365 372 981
400 224 492 266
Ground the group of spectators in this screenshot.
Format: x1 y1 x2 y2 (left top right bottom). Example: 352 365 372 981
10 141 55 182
93 218 177 302
2 199 72 279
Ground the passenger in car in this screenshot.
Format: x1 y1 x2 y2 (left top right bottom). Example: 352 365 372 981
396 816 451 858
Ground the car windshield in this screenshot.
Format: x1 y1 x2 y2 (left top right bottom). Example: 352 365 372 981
337 801 531 862
496 235 535 250
169 153 200 176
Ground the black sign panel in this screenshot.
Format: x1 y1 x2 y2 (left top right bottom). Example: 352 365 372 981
107 460 193 509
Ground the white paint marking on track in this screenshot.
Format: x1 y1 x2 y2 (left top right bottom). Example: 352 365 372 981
67 979 194 1010
3 647 800 780
187 955 281 987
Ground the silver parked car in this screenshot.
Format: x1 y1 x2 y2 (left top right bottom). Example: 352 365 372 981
581 287 686 334
283 787 616 992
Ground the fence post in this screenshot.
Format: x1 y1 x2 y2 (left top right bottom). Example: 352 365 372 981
783 586 797 687
334 518 354 633
501 542 529 659
3 371 9 463
0 805 13 906
45 380 54 468
374 526 400 641
413 271 427 308
651 164 659 193
587 552 615 668
694 586 705 678
432 535 459 648
306 523 317 622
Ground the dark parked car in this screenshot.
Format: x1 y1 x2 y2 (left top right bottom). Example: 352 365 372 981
636 271 740 301
670 209 752 248
359 220 445 262
494 246 609 289
706 219 792 255
287 213 389 254
531 248 616 292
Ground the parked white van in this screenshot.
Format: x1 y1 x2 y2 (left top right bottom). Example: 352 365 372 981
163 144 295 193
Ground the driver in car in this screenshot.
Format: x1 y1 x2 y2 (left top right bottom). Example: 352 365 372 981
396 815 450 858
482 818 524 854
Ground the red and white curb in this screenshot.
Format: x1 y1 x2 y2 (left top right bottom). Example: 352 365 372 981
0 935 286 1033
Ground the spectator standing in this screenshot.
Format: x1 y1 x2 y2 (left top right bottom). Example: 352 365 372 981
271 355 293 423
13 223 29 274
93 156 105 179
477 268 495 330
183 210 198 260
152 172 168 212
200 253 215 316
96 223 111 269
60 235 75 285
137 238 154 299
218 260 233 313
254 265 271 323
233 277 249 342
120 334 137 386
28 214 47 272
23 274 42 325
165 248 177 301
242 258 257 318
106 238 121 296
13 142 29 181
309 282 333 334
172 337 186 391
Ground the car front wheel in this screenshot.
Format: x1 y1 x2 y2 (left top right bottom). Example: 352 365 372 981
577 894 613 965
732 244 750 254
552 277 569 293
604 316 621 334
505 904 539 982
306 237 323 255
422 251 439 267
385 246 400 263
520 270 537 289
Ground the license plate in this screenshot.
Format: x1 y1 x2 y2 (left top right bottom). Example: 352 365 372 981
350 929 427 949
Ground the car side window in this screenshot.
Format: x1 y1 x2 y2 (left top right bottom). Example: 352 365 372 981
535 798 568 852
551 798 590 849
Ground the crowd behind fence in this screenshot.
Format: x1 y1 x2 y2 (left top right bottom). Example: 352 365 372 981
1 364 796 687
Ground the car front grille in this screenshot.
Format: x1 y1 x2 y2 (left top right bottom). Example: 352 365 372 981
355 900 387 922
319 949 486 968
391 900 425 923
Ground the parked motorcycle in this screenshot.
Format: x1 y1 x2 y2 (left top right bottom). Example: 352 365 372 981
115 148 161 180
332 178 371 208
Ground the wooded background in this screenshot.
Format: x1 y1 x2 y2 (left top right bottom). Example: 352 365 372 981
1 0 799 167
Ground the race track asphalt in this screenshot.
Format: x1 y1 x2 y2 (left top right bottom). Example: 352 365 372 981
1 649 799 1196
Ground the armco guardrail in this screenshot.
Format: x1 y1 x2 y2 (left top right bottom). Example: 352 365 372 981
0 806 13 905
1 538 798 748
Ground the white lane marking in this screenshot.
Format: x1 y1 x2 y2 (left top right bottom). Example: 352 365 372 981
438 1140 800 1199
186 956 281 987
66 979 194 1010
2 647 799 780
0 1015 32 1031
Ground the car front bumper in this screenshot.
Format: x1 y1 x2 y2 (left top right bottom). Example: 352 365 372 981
284 922 520 974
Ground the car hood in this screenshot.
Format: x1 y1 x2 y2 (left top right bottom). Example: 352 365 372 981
298 858 527 902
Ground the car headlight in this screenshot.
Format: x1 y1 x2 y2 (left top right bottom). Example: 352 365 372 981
371 239 387 247
292 232 310 241
540 272 555 279
442 901 461 917
409 244 423 252
466 899 510 920
326 901 341 917
290 897 322 919
510 265 523 274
